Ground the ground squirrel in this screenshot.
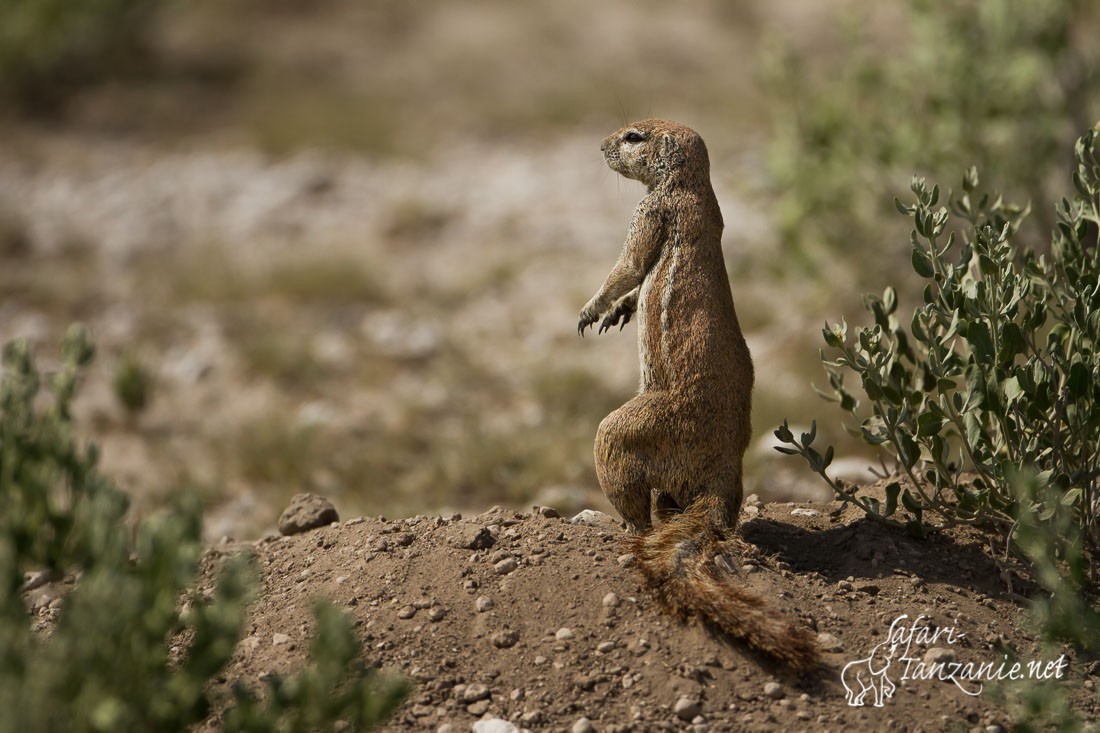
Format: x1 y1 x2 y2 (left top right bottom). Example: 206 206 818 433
578 119 819 670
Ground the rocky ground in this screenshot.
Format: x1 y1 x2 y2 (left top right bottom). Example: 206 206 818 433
171 482 1095 732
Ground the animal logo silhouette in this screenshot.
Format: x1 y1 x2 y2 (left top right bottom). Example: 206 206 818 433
842 638 899 707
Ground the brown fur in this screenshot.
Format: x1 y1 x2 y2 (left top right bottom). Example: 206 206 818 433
579 119 819 670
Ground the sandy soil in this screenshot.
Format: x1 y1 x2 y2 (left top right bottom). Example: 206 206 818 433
186 481 1097 732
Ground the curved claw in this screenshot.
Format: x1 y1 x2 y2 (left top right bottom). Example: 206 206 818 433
578 313 597 337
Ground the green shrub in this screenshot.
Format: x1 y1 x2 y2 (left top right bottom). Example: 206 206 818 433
0 326 408 732
0 0 166 109
995 471 1099 732
775 126 1100 558
763 0 1100 283
113 350 154 416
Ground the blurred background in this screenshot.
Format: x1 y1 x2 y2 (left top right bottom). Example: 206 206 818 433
0 0 1096 539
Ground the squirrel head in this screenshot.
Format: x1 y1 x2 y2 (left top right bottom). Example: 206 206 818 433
601 119 710 190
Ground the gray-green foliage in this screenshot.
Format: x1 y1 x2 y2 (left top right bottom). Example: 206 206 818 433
775 128 1100 559
764 0 1100 281
996 471 1099 732
0 0 165 108
0 326 408 732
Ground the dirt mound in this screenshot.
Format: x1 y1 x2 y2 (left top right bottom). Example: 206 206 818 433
193 483 1097 732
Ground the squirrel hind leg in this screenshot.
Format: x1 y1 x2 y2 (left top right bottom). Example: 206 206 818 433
594 445 651 532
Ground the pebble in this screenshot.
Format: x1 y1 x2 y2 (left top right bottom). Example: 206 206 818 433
462 683 491 702
277 493 339 536
476 596 495 612
452 525 496 550
816 632 842 652
602 592 620 608
428 607 447 622
397 605 417 619
436 725 455 733
555 627 576 641
491 630 520 648
466 700 490 715
272 633 291 646
479 720 523 733
494 557 518 575
924 647 957 665
574 674 596 692
597 641 616 654
570 509 615 526
674 696 702 721
537 506 562 519
764 681 784 699
616 554 635 568
790 507 820 517
572 717 595 733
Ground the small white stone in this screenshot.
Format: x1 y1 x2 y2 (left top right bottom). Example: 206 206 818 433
674 696 702 721
471 720 519 733
555 627 576 641
817 632 842 652
462 683 491 703
571 718 595 733
924 647 957 665
764 681 784 699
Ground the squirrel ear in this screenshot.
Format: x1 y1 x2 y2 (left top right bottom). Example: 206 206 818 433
660 133 683 166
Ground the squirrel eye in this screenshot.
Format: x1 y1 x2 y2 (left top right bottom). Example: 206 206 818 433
623 131 645 143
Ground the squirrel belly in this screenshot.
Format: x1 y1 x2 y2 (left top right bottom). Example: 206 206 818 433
624 499 821 671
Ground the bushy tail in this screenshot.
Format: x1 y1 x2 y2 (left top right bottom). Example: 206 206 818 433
624 505 820 671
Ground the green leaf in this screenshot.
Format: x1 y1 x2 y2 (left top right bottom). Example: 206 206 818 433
916 411 943 437
901 489 924 521
1002 376 1025 406
884 481 901 517
800 420 818 449
967 321 995 362
1068 361 1090 399
864 497 881 518
897 432 920 469
912 246 934 278
998 322 1025 363
965 411 984 448
962 166 979 193
883 286 897 315
822 322 844 348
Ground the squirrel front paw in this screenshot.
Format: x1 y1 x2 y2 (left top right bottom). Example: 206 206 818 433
578 305 600 336
599 300 635 333
598 292 637 334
